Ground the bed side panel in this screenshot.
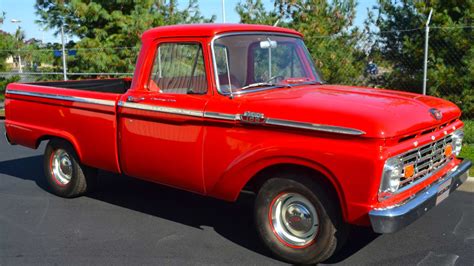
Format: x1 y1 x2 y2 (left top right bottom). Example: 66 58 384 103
5 83 121 173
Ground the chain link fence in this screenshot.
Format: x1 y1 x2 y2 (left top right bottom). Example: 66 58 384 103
308 26 472 117
1 26 472 117
0 46 139 83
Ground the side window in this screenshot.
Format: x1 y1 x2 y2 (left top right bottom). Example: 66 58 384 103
149 42 208 94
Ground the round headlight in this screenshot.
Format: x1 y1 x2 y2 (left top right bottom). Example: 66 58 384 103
380 157 403 194
452 129 464 156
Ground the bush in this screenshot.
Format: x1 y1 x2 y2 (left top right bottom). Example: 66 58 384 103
0 76 20 100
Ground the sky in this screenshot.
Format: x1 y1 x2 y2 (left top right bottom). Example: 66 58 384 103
0 0 376 43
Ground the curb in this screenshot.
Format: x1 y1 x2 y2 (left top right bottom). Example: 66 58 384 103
460 175 474 192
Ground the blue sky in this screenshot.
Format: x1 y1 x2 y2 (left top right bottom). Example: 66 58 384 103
0 0 376 43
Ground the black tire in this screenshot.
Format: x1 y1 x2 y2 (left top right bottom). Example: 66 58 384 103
43 139 97 198
254 173 347 265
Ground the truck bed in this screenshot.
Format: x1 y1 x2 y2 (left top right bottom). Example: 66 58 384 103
5 78 126 174
27 78 132 94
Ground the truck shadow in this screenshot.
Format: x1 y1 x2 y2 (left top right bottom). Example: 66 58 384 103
0 155 379 264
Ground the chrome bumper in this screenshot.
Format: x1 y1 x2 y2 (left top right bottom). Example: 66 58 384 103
369 159 472 233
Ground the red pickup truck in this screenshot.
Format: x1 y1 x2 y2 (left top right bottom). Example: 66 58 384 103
3 24 471 264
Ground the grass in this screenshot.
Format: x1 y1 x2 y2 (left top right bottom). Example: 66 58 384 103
460 144 474 162
463 120 474 144
0 109 4 118
460 120 473 162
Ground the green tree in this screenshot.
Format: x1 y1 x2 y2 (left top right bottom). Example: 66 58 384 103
0 12 21 99
35 0 215 76
369 0 473 118
237 0 366 85
236 0 279 25
0 13 17 72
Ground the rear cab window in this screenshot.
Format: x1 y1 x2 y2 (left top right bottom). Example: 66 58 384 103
149 42 208 94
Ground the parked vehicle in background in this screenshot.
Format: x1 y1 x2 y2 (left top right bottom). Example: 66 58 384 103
3 24 471 265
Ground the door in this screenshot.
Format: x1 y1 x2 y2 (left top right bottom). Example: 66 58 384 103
118 40 211 193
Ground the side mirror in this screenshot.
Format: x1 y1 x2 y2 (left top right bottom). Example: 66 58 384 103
260 40 277 49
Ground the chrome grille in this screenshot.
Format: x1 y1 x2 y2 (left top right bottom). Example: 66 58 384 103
399 135 453 189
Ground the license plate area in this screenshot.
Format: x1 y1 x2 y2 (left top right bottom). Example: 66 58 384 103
436 178 452 205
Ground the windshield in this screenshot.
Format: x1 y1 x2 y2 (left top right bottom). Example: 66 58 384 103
212 34 322 95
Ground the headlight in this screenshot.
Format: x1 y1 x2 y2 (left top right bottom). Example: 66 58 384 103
452 129 464 156
379 157 403 197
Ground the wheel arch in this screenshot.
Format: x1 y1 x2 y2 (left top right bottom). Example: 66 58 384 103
36 134 84 162
208 156 348 222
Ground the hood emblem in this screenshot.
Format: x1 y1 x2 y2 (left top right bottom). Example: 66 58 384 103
429 108 443 120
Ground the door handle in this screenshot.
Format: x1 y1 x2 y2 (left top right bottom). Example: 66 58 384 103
127 96 145 103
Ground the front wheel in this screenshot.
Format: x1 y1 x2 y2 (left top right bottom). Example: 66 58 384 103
254 175 347 264
43 139 97 198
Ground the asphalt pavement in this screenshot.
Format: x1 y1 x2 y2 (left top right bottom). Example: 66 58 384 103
0 120 473 265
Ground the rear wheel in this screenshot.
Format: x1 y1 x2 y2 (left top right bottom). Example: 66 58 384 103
254 174 347 264
43 139 97 198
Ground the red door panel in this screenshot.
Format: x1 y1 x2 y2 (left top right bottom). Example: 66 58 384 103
118 93 209 193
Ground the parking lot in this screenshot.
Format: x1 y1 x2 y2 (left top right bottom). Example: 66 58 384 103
0 120 473 265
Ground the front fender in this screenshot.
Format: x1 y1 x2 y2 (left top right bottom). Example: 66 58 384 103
207 151 348 221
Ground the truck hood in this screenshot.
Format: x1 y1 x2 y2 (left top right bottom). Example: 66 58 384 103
237 85 461 138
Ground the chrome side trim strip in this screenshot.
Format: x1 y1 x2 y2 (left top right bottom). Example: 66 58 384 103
118 102 365 136
6 89 116 107
265 118 366 135
119 101 203 117
203 111 237 121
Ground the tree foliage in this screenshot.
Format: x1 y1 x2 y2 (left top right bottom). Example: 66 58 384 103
0 12 21 98
369 0 473 118
236 0 279 25
35 0 215 75
0 13 17 72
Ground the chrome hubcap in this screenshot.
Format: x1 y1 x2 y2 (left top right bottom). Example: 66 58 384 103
271 193 319 246
51 149 73 186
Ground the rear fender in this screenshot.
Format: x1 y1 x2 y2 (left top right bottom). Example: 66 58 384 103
5 121 83 161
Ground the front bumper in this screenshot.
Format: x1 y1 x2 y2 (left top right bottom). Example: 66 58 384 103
369 159 472 233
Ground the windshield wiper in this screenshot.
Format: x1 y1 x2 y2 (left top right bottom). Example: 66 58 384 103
240 82 290 91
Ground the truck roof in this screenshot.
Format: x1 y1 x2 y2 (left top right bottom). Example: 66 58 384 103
141 23 302 40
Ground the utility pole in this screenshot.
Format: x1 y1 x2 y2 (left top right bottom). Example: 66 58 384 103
11 19 22 73
61 25 67 81
422 9 433 95
41 28 45 44
222 0 226 23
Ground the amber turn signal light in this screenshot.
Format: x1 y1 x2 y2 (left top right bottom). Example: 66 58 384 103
444 144 453 157
404 164 415 178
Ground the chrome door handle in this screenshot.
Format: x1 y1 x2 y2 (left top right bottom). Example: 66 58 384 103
127 96 145 103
